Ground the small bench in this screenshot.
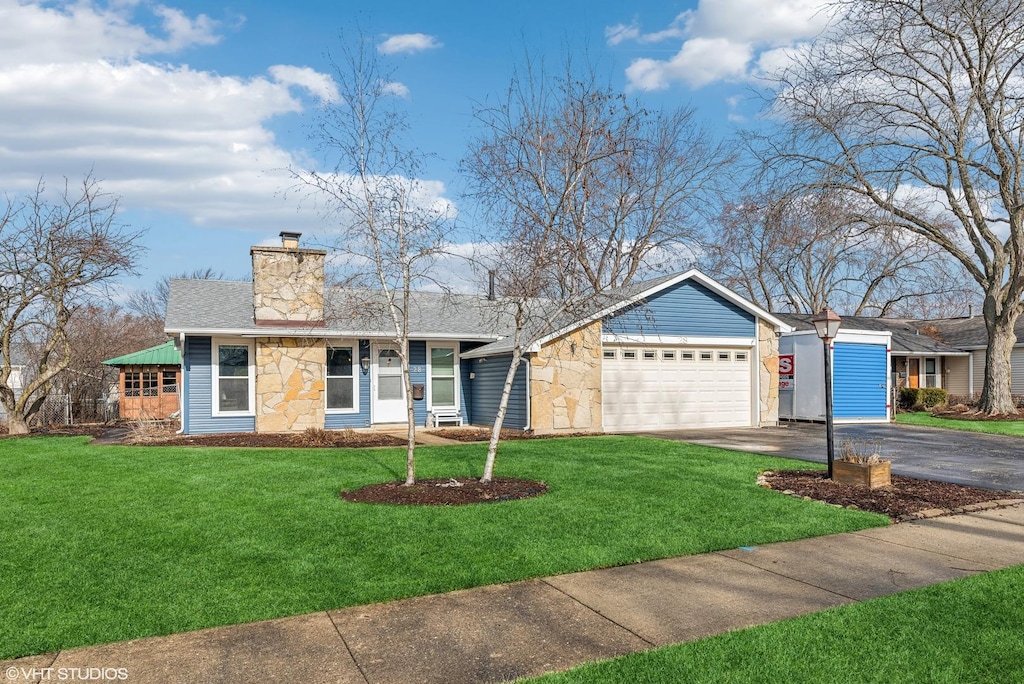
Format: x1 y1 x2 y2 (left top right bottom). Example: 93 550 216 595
429 410 463 427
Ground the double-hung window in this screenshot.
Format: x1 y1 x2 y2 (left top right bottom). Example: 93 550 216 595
429 346 457 408
215 342 252 414
327 345 356 411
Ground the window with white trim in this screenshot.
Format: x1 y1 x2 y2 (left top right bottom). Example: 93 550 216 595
429 345 457 408
622 350 637 360
603 350 616 360
643 350 657 360
681 351 695 360
700 351 713 361
718 351 731 361
662 351 676 360
327 345 356 411
214 341 253 414
735 352 748 361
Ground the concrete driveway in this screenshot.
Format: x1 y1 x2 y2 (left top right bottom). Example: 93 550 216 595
637 422 1024 492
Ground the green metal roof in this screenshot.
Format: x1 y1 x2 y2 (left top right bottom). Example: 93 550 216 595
102 340 181 367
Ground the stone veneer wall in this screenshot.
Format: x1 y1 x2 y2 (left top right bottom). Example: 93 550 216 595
255 337 326 433
529 320 603 434
758 318 780 426
251 246 326 322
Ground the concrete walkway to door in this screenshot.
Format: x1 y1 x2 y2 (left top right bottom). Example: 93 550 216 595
638 422 1024 492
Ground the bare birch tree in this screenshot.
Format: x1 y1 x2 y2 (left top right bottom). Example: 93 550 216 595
763 0 1024 414
0 176 143 433
295 34 455 484
463 55 722 481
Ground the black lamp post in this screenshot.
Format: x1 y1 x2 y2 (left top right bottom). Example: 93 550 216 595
811 307 842 478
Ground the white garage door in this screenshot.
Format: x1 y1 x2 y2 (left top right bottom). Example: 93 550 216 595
602 345 753 431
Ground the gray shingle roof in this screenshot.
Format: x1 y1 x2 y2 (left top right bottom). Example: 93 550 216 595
165 279 516 340
773 313 970 354
921 315 1024 349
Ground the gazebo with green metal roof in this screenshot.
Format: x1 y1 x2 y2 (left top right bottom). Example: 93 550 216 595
103 340 182 420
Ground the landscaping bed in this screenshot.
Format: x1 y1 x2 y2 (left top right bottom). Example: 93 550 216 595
763 469 1021 520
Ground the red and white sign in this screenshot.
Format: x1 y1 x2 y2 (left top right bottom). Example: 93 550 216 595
779 354 794 390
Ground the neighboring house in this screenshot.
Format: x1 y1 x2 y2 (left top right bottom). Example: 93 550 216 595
164 233 790 435
924 315 1024 397
102 340 182 420
0 345 29 422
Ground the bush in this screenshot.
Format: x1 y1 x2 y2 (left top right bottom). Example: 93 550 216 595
899 387 948 411
920 387 948 407
899 387 921 411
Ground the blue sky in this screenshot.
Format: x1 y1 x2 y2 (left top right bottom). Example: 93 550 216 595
0 0 831 299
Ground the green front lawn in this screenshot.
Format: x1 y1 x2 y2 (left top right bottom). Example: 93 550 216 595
529 564 1024 683
897 411 1024 436
0 436 886 659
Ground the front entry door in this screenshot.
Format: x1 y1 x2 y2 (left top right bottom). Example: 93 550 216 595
372 345 407 423
908 358 920 388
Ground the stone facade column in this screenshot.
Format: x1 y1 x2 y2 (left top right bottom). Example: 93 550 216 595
530 320 603 434
255 337 326 433
758 318 780 426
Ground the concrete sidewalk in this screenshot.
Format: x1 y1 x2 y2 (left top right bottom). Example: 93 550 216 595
5 505 1024 684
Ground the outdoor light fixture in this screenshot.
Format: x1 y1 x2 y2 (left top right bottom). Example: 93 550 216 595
811 306 842 478
360 355 371 374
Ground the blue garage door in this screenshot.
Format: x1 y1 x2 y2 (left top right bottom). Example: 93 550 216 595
833 343 888 419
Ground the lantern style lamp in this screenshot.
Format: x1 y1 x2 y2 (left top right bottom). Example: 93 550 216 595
811 307 842 478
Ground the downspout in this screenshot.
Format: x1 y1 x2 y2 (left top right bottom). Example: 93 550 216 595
524 352 531 431
176 333 186 434
752 322 761 427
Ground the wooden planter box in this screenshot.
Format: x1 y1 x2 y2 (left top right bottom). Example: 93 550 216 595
833 460 891 489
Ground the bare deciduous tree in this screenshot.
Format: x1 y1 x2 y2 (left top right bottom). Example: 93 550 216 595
0 176 143 433
295 34 456 484
463 54 731 296
763 0 1024 414
705 186 976 316
463 54 722 481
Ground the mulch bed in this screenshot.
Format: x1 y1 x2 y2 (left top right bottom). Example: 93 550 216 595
138 431 407 448
341 477 548 506
763 469 1021 521
426 427 597 442
928 405 1024 421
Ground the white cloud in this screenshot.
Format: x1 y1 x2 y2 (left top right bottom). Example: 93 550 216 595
0 0 221 64
270 65 340 102
377 33 443 55
611 0 834 90
625 38 751 90
0 1 453 236
380 80 410 98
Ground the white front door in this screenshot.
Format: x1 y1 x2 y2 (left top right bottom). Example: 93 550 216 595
372 345 407 423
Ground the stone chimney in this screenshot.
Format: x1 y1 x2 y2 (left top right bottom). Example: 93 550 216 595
251 232 327 325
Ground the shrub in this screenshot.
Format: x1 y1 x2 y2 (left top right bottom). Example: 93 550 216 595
920 387 948 407
899 387 921 410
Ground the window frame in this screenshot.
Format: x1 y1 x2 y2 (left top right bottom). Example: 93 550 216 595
161 370 178 394
211 338 256 417
325 341 359 414
426 343 460 411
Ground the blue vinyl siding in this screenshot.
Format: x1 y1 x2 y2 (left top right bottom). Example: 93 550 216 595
325 339 372 429
468 354 528 430
184 336 256 434
833 342 888 419
605 280 755 338
410 340 427 425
